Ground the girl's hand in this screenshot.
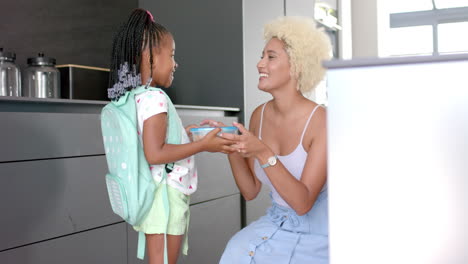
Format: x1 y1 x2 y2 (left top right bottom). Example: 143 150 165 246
185 124 199 142
199 119 226 127
200 127 237 154
219 122 267 158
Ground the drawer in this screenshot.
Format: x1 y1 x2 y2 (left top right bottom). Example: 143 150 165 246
246 185 272 225
178 194 242 264
0 156 120 250
127 194 242 264
189 152 239 204
179 115 240 203
0 112 104 162
0 223 126 264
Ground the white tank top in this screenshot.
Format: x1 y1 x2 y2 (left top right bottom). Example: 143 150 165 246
253 102 322 208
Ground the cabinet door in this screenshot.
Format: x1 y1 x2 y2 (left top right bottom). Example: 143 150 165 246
0 156 120 251
0 112 104 162
127 194 241 264
0 223 126 264
179 115 240 204
178 194 242 264
246 185 272 225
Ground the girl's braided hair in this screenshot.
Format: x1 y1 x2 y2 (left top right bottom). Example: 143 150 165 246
108 8 169 101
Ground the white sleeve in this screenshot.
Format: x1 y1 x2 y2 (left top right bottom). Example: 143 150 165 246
136 90 169 122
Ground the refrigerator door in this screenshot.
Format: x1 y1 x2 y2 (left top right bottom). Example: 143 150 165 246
326 55 468 264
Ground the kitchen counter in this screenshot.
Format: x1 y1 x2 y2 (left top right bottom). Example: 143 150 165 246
0 96 240 115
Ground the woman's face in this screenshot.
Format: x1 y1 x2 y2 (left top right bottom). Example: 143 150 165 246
257 38 293 92
148 33 178 88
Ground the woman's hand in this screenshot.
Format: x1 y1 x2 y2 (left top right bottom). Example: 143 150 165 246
185 124 199 142
200 128 237 154
220 122 268 158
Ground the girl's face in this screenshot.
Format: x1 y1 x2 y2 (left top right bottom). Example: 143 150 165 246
256 38 293 92
142 33 178 88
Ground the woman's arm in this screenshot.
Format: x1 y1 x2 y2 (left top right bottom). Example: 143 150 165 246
229 108 327 215
203 107 263 201
142 113 236 165
226 153 261 201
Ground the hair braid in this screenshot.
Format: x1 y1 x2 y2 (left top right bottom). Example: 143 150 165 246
107 8 169 101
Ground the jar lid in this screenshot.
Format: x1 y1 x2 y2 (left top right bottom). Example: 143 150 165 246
0 48 16 62
27 53 56 66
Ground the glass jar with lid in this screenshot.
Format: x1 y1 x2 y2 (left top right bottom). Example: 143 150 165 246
0 48 21 97
23 53 60 98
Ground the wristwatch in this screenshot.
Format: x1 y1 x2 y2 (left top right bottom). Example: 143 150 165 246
261 155 278 169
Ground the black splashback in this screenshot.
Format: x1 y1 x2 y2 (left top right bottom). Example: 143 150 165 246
139 0 244 109
0 0 137 71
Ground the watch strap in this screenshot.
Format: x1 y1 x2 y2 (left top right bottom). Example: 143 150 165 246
260 155 278 168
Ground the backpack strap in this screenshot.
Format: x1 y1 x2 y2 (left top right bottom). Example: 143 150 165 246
137 232 146 259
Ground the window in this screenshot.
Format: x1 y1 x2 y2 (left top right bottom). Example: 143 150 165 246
438 22 468 54
387 26 433 56
386 2 468 56
387 0 433 13
434 0 468 9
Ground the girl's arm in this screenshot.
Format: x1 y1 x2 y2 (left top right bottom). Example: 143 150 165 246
142 113 235 165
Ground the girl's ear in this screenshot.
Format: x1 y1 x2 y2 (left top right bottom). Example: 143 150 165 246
139 48 153 85
139 48 149 69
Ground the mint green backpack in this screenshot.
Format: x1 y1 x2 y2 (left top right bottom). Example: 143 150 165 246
101 85 181 261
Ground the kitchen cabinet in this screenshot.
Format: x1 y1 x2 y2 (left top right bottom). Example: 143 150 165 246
0 156 119 251
0 97 241 263
177 194 241 264
0 223 127 264
0 111 103 162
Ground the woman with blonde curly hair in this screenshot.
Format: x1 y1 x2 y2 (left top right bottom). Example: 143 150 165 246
210 16 332 263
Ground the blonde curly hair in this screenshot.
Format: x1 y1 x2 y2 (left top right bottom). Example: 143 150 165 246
264 16 332 94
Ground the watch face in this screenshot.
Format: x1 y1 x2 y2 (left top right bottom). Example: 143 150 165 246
268 156 277 166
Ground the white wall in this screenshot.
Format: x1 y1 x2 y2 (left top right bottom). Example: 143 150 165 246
285 0 315 17
351 0 378 57
350 0 390 58
242 0 283 129
338 0 353 59
243 0 322 128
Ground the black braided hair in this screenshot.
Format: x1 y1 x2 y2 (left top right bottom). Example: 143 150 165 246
108 8 169 101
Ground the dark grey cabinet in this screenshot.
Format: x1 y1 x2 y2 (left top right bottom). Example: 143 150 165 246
0 156 120 251
0 223 127 264
178 194 242 264
0 98 241 264
0 112 103 162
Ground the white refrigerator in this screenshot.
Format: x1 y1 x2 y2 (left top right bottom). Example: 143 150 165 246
325 54 468 264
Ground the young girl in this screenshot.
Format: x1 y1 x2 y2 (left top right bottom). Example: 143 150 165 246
107 8 235 264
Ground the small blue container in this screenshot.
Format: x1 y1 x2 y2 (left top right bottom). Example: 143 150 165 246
190 126 238 141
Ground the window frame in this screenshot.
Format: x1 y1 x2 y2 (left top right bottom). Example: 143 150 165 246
389 5 468 55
